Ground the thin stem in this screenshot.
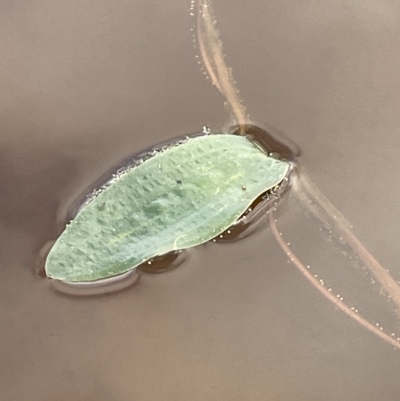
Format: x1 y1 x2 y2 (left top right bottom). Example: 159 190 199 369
269 211 400 350
295 171 400 315
196 0 248 132
195 0 400 348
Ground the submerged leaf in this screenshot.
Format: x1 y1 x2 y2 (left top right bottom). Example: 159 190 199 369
45 134 290 282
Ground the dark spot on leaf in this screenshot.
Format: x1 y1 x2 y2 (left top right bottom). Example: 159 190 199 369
176 180 182 184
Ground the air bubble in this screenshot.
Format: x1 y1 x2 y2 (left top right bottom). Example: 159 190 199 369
202 126 211 134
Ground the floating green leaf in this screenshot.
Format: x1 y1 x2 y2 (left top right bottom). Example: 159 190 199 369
45 134 290 282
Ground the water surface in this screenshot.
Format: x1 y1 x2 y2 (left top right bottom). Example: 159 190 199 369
1 1 400 400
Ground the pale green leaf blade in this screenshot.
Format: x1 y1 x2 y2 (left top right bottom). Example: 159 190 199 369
45 134 290 282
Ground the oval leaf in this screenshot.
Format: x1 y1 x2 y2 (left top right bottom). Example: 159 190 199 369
45 134 290 281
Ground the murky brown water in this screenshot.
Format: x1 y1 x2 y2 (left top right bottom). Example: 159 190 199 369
1 1 400 400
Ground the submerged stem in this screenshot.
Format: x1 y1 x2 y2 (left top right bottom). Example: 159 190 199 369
194 0 400 348
294 171 400 316
196 0 248 132
269 211 400 350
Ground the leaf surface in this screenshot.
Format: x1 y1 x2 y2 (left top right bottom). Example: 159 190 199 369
45 134 290 281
